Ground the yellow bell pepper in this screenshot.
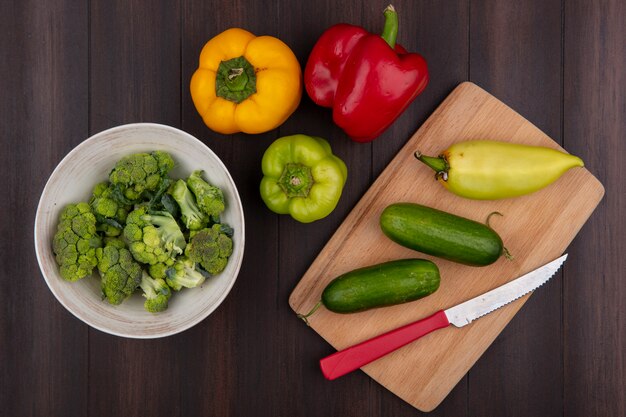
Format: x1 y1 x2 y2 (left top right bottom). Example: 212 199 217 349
190 28 302 135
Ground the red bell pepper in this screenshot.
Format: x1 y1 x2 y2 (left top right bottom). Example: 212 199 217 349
304 5 429 143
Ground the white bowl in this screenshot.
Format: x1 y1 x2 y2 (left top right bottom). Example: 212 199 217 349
34 123 245 338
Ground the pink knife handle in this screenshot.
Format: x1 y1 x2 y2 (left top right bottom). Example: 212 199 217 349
319 310 450 380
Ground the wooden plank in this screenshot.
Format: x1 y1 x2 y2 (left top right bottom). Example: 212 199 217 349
179 1 281 416
563 0 626 416
88 1 181 416
2 2 622 417
273 1 375 416
289 82 604 412
367 1 471 415
0 1 89 417
467 1 564 416
89 0 181 130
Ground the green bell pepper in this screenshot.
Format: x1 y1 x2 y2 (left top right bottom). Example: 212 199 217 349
260 134 347 223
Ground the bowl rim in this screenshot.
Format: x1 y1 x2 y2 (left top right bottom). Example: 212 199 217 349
34 122 246 338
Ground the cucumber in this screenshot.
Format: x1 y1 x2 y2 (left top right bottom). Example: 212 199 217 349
321 259 440 314
380 203 504 266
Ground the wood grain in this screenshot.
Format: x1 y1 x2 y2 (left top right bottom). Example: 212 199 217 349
289 82 604 411
1 1 624 416
563 0 626 416
180 1 284 416
88 2 182 417
274 2 376 416
370 2 472 415
0 2 89 417
467 1 565 416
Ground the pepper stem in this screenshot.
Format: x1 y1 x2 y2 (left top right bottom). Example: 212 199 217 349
296 300 322 326
228 68 244 81
381 5 399 49
215 56 257 103
415 151 449 179
278 163 314 198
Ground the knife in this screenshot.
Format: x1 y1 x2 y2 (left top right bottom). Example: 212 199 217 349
319 254 568 380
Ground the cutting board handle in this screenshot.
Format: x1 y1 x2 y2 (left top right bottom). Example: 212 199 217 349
320 310 450 380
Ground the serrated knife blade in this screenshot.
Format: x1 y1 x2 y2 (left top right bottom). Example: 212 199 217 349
320 254 568 380
445 254 567 327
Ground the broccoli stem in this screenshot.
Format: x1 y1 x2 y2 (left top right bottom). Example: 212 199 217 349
170 179 207 230
141 211 186 255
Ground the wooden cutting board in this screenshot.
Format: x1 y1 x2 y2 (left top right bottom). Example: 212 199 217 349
288 82 604 412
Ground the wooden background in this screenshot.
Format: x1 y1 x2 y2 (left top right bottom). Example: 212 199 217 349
1 0 623 416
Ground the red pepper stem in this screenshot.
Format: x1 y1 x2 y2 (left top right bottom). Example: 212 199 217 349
414 151 449 176
381 5 399 49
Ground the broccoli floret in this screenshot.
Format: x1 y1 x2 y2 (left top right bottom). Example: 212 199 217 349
91 182 118 218
187 170 225 218
52 202 102 282
165 257 207 291
96 238 142 305
151 151 176 174
169 179 208 231
102 236 127 249
90 182 131 237
139 271 171 313
109 151 174 203
185 224 233 275
123 207 186 265
148 262 169 280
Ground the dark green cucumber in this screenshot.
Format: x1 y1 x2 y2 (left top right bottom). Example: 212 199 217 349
321 259 440 313
380 203 504 266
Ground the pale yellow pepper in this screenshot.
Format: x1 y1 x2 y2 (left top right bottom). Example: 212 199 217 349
416 140 585 199
190 28 302 134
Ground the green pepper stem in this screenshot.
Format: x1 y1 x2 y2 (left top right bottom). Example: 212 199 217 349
215 56 257 103
226 68 247 90
296 300 322 326
414 151 449 177
278 163 314 198
381 5 399 49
